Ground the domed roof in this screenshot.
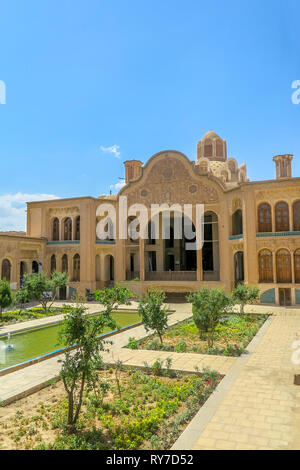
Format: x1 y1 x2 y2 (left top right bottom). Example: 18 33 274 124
202 130 221 141
210 160 227 175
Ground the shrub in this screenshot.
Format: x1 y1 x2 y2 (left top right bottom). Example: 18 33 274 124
0 280 13 317
188 288 233 348
138 289 168 344
23 271 69 313
233 284 260 314
128 337 138 349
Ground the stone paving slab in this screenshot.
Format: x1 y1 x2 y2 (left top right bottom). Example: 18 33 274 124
172 309 300 450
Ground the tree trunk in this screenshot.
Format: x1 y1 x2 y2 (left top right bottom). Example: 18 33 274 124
73 374 85 425
157 331 163 345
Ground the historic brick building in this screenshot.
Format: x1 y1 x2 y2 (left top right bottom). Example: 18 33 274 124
1 131 300 306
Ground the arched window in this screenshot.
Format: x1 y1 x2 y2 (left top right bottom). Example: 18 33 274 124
75 216 80 241
32 261 39 273
1 259 11 281
258 204 272 232
64 218 72 241
73 254 80 281
294 249 300 283
293 201 300 231
234 251 244 285
50 255 56 273
258 250 273 283
104 254 114 281
52 218 60 241
275 202 289 232
204 139 213 158
232 209 243 236
62 254 68 273
276 249 292 283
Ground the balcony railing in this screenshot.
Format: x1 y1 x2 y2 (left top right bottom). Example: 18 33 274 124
126 271 140 281
145 271 197 281
203 271 220 281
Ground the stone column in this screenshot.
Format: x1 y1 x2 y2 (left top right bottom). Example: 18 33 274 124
291 250 295 284
196 248 202 281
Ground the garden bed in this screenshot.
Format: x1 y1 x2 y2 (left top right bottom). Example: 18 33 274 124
0 366 221 450
0 306 72 327
127 313 269 356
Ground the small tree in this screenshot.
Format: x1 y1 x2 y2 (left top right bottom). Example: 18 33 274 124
94 283 134 315
14 286 32 314
0 280 13 317
23 271 69 313
188 288 233 348
138 289 168 344
59 285 133 430
233 284 260 315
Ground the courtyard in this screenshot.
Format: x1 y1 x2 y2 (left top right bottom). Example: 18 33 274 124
0 300 300 450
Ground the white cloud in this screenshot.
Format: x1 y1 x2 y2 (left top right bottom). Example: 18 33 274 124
100 144 121 159
109 181 126 193
0 192 58 231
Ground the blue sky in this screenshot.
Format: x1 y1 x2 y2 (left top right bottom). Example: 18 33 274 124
0 0 300 230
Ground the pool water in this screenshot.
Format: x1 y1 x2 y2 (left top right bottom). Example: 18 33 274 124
0 312 141 371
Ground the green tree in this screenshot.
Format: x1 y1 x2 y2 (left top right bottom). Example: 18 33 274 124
0 280 13 317
188 288 233 348
138 289 168 344
233 284 260 314
23 271 69 313
59 285 133 430
14 286 32 314
94 283 134 315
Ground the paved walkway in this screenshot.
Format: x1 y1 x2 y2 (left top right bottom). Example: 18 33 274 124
173 307 300 450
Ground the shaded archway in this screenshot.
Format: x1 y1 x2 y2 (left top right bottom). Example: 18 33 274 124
232 209 243 236
104 255 114 282
234 251 244 286
50 255 56 274
32 261 39 274
75 216 80 241
52 218 60 241
62 254 68 273
1 259 11 281
73 254 80 281
20 261 27 286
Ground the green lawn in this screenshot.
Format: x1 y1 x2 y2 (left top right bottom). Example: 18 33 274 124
0 306 71 326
